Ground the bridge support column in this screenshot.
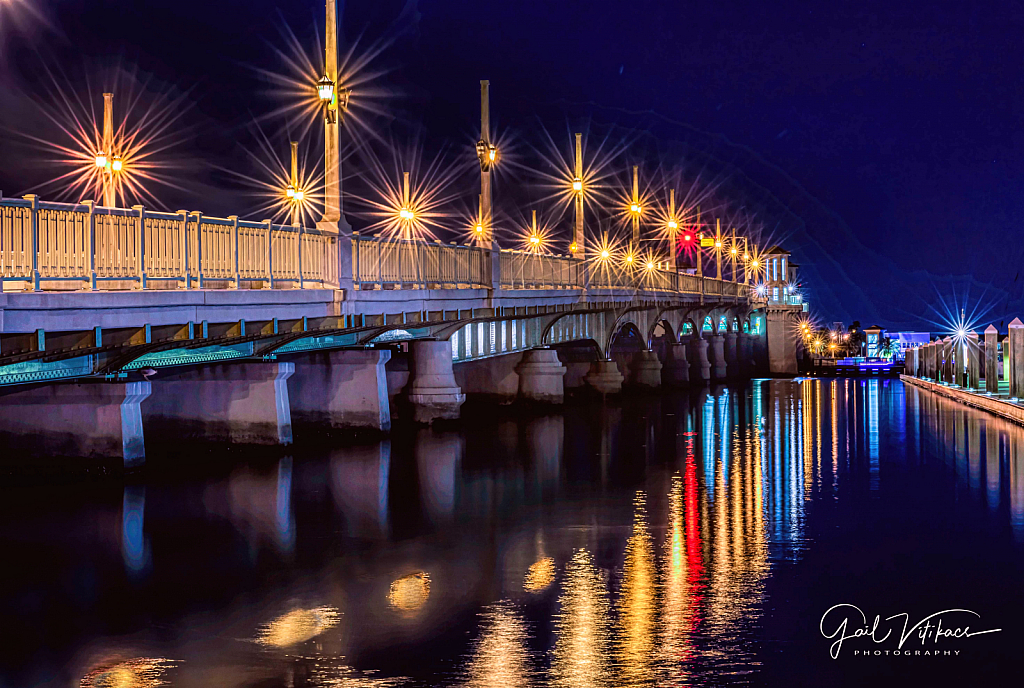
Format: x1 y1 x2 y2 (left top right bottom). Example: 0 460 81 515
661 342 689 387
688 336 711 384
740 333 756 376
144 362 294 445
724 331 739 378
708 334 727 380
629 350 662 389
0 381 150 468
516 348 566 404
289 349 391 432
407 340 465 423
584 359 624 395
985 326 999 393
930 341 941 380
1008 319 1024 399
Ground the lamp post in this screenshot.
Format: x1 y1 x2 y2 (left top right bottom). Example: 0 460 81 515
742 237 750 284
714 218 723 280
475 80 497 243
399 171 413 240
666 188 678 273
318 0 351 229
528 209 541 251
629 165 641 252
287 141 301 227
571 132 584 258
93 92 117 207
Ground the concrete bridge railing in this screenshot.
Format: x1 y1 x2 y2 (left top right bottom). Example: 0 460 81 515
1 196 337 290
2 196 750 300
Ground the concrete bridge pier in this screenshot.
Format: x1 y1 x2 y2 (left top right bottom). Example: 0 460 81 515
144 362 295 445
289 349 391 432
629 350 663 389
708 334 728 380
0 380 150 468
407 340 465 423
930 341 941 380
515 348 567 403
741 333 757 376
661 342 689 387
688 336 712 384
985 326 999 393
584 359 624 395
724 331 739 378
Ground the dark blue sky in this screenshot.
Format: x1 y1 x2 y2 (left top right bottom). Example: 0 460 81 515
2 0 1022 331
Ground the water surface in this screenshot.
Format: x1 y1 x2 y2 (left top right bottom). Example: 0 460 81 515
3 379 1023 687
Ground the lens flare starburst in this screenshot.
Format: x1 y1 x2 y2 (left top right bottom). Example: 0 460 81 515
17 65 191 208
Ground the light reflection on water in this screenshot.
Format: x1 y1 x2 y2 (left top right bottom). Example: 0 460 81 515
3 380 1024 686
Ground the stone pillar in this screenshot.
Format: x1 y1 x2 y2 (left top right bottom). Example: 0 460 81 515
661 342 690 387
0 381 150 467
289 349 392 431
931 341 941 380
966 332 980 390
407 340 466 423
144 362 294 444
724 331 739 378
688 336 712 384
766 309 798 374
739 333 755 376
584 359 624 395
941 338 953 383
629 350 663 388
985 325 999 393
516 348 567 403
708 334 727 380
1009 319 1024 399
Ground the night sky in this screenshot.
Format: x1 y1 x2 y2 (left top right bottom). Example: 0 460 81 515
2 0 1022 331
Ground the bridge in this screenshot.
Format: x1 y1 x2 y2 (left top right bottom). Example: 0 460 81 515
0 193 808 468
0 1 810 470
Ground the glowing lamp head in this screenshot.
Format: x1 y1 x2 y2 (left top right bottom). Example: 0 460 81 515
756 285 767 296
399 208 414 221
529 234 540 245
645 260 655 270
600 249 610 260
572 177 583 193
111 156 122 172
317 74 335 103
630 203 641 214
667 219 678 230
743 252 749 260
294 190 304 201
715 240 722 248
683 233 692 242
730 247 737 255
488 144 497 163
626 254 634 264
752 259 760 268
286 185 296 198
570 242 578 252
956 327 967 339
94 152 107 169
475 223 483 234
